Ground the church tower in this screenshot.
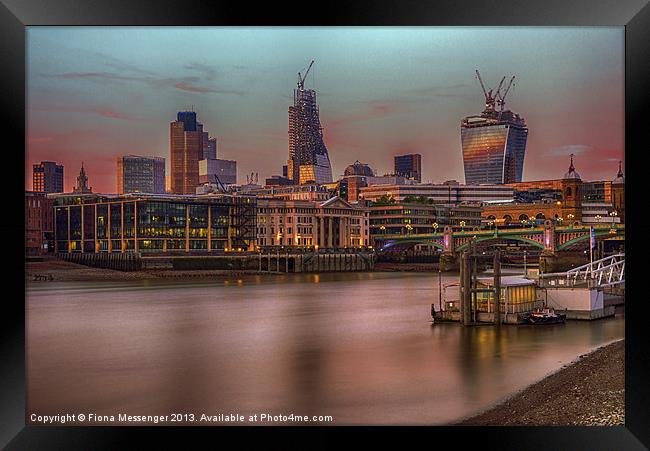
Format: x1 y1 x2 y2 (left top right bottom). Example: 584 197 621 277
611 160 625 223
561 154 582 223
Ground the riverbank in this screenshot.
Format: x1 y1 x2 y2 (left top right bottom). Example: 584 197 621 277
26 259 258 282
373 262 439 272
456 339 624 426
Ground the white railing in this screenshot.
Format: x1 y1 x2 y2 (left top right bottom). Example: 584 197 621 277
540 253 624 288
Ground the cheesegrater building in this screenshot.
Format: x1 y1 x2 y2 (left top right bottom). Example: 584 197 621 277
461 71 528 185
287 60 333 185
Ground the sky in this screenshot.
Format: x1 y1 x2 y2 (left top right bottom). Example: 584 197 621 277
26 27 624 193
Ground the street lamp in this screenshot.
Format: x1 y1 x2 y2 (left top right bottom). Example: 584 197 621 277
406 224 413 235
595 214 602 226
460 220 466 231
524 249 527 274
567 213 575 228
609 210 618 224
432 222 439 234
380 225 386 235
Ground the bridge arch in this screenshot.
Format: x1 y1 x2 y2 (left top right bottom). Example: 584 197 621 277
557 229 619 251
379 238 445 251
455 235 544 252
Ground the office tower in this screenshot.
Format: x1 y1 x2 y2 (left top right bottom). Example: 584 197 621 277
72 162 92 193
117 155 166 194
170 111 203 194
461 71 528 185
287 60 333 185
394 154 421 182
207 137 217 160
199 158 237 185
32 161 64 193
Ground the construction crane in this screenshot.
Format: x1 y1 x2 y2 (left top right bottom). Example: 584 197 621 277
496 75 516 111
297 60 315 91
475 69 499 112
212 173 227 193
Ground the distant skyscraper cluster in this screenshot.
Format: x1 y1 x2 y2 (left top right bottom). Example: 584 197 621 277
169 110 235 193
461 71 528 185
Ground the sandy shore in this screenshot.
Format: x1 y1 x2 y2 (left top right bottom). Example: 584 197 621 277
26 259 259 282
456 339 624 426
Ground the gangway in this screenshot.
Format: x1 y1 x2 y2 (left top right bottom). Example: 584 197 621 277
539 253 624 289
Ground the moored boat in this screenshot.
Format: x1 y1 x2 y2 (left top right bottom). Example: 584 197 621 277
525 307 566 325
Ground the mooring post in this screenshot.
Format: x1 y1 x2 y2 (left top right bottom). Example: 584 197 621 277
471 241 477 323
494 250 501 326
459 251 465 325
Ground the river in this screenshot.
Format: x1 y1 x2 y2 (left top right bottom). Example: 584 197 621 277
26 272 624 425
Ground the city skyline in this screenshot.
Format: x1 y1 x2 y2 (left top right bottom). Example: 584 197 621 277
26 27 624 193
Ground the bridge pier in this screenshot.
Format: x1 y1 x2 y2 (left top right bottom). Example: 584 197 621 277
439 252 458 272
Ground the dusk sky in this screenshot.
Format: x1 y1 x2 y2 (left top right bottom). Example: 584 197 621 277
26 27 624 193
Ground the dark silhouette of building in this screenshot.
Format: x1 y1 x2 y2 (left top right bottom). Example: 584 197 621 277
33 161 64 193
73 162 92 194
344 160 375 177
394 154 422 182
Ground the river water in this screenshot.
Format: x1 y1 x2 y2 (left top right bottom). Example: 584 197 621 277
26 272 624 425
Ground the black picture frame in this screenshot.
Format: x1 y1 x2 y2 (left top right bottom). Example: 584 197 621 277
4 0 649 448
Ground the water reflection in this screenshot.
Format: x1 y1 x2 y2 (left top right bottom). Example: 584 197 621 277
26 272 623 425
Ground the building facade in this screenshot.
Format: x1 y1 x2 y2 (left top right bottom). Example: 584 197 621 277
170 111 203 194
199 158 237 185
256 197 369 248
394 154 422 182
287 82 333 185
369 202 483 237
26 191 54 255
461 108 528 185
359 182 514 204
33 161 64 193
52 193 256 253
117 155 166 194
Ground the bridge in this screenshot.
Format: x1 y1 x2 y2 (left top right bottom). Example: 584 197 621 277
374 222 624 255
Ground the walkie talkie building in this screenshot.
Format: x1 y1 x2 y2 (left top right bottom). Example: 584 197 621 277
461 72 528 185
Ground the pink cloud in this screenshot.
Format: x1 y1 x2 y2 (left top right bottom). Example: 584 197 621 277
32 104 136 120
174 82 218 93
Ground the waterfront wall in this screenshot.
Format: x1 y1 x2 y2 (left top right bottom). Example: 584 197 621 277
58 252 142 271
56 251 374 273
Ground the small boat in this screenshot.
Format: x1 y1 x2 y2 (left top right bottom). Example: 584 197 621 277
526 307 566 325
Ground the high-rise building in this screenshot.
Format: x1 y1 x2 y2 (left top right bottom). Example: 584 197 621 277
199 158 237 185
394 154 421 182
287 61 333 185
117 155 166 194
170 111 203 194
461 71 528 185
73 163 92 194
207 137 217 160
33 161 64 193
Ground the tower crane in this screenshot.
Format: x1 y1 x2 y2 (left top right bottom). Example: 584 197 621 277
297 60 315 91
496 75 516 111
475 69 501 112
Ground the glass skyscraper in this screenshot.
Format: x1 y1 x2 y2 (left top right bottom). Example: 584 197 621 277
287 83 333 185
461 109 528 185
117 155 166 194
